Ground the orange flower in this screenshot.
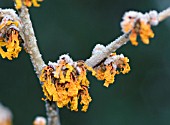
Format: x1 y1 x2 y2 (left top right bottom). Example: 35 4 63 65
15 0 43 9
0 14 22 60
121 11 156 46
93 53 130 87
128 21 154 46
40 54 130 111
129 30 138 46
80 87 92 112
40 55 94 112
139 22 154 44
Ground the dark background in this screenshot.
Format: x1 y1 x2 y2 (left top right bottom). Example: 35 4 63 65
1 0 170 125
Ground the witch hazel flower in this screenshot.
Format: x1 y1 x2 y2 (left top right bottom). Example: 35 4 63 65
42 53 130 112
120 10 159 46
39 54 95 112
0 9 22 60
92 53 130 87
15 0 43 9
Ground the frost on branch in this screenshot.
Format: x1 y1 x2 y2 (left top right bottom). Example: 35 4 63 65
15 0 43 9
39 54 94 112
0 9 22 60
121 10 159 46
92 53 130 87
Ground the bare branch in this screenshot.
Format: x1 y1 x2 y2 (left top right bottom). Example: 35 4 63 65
45 101 61 125
85 32 130 68
18 6 45 76
17 6 61 125
158 7 170 22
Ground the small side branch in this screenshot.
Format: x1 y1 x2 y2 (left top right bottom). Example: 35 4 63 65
85 32 130 67
158 7 170 22
105 32 130 54
86 7 170 68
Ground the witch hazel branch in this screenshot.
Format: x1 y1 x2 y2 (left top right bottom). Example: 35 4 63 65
0 0 170 125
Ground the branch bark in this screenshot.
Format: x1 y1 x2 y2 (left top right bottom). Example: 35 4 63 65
17 6 61 125
18 6 45 76
45 101 61 125
85 32 130 67
158 7 170 22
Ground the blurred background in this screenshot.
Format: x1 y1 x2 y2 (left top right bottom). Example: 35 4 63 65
0 0 170 125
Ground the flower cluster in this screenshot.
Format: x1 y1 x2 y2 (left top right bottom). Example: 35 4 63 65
93 53 130 87
0 12 22 60
121 10 159 46
15 0 43 9
40 54 95 112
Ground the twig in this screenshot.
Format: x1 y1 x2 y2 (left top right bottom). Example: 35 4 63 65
85 32 130 67
17 6 61 125
45 101 61 125
158 7 170 22
86 7 170 68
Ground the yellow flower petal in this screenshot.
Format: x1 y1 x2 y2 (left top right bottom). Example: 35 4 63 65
129 31 138 46
40 59 93 112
